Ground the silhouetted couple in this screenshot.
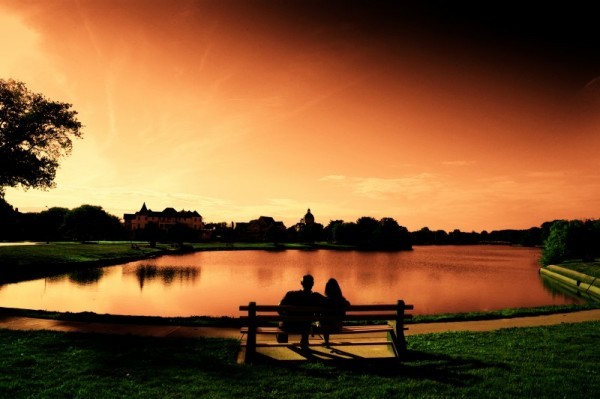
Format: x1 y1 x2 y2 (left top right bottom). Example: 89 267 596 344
278 274 350 349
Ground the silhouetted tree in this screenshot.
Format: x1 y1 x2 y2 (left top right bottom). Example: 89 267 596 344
412 227 435 245
298 222 324 243
140 221 162 248
168 223 196 247
0 197 19 241
356 217 379 247
62 205 124 241
324 220 344 242
333 221 359 245
0 79 83 197
375 217 412 250
265 223 287 245
541 219 600 265
35 207 69 242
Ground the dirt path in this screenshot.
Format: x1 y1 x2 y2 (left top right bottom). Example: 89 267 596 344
1 309 599 339
406 309 600 335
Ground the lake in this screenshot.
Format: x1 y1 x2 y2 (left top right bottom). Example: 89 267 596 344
0 245 581 317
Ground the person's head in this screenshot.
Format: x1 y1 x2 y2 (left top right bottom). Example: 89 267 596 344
325 278 342 298
301 274 314 291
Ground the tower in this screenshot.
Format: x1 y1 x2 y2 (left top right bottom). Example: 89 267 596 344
303 208 314 226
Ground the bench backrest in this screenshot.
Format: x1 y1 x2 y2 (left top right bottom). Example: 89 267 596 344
239 302 413 324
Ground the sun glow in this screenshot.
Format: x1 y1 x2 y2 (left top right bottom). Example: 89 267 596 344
1 1 598 231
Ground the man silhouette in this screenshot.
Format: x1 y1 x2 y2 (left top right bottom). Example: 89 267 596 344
278 274 326 349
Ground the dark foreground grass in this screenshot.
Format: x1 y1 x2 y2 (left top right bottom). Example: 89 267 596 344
1 321 598 398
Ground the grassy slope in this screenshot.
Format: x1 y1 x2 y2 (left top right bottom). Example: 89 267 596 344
0 242 169 283
556 260 600 278
0 242 165 266
1 321 598 398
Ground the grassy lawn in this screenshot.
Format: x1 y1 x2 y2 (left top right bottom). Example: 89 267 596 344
1 321 598 398
558 260 600 278
0 242 170 283
0 242 166 266
0 241 363 284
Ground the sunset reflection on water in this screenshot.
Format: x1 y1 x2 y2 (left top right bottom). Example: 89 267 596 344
0 246 581 317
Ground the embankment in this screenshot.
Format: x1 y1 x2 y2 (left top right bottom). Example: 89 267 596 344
540 265 600 301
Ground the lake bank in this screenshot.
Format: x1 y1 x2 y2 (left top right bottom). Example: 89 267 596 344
0 242 325 283
0 241 389 284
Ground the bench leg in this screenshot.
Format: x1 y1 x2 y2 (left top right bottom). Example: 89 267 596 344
388 330 400 357
245 302 257 363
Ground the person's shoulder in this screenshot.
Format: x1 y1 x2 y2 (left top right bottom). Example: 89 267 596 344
281 290 303 303
310 292 327 303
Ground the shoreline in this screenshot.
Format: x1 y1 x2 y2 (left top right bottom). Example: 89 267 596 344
1 303 597 328
0 241 410 284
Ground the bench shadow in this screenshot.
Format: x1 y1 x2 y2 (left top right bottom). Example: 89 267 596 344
250 348 509 387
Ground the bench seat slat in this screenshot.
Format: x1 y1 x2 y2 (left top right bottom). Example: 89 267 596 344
240 304 414 312
241 340 396 348
241 325 398 335
240 314 412 323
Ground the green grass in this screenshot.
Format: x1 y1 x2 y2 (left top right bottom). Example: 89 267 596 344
0 241 360 284
1 321 598 398
0 242 169 283
413 303 600 323
557 260 600 278
2 302 597 328
0 242 166 266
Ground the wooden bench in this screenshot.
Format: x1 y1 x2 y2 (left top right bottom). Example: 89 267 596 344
239 300 413 363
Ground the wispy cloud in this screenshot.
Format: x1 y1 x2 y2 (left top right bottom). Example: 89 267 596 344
321 174 442 200
442 160 476 166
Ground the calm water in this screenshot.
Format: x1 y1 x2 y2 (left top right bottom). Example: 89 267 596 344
0 246 581 317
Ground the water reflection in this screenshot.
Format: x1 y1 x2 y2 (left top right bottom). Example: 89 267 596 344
540 274 600 302
68 268 104 285
124 264 200 290
0 246 584 317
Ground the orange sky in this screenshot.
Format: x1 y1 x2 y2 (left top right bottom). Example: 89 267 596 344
1 0 599 232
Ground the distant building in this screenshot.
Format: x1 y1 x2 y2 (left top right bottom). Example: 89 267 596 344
123 203 204 232
302 208 314 225
294 208 315 232
233 216 287 242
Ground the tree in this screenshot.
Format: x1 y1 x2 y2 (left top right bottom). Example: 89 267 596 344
62 205 124 242
0 79 83 197
34 206 69 242
541 219 600 265
376 217 412 250
0 196 19 241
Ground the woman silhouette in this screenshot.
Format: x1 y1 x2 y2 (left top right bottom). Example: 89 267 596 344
320 278 350 347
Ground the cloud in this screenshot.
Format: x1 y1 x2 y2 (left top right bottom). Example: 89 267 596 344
321 174 442 200
0 10 40 72
442 160 476 166
320 175 347 181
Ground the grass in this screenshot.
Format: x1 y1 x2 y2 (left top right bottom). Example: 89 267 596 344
0 241 167 266
557 260 600 278
1 321 598 398
412 303 600 323
2 302 598 328
0 242 174 283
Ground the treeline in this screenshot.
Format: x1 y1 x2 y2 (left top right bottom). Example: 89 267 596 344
323 217 412 250
2 198 598 262
410 226 546 246
208 216 413 250
0 200 125 242
540 219 600 265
